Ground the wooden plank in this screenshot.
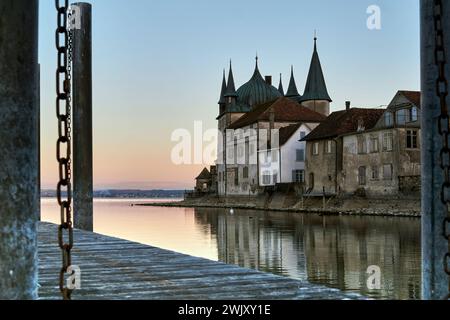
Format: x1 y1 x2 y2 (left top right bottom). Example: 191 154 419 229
38 222 359 300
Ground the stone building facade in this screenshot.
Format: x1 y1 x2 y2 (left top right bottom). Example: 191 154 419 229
302 105 385 195
341 91 421 196
303 91 421 197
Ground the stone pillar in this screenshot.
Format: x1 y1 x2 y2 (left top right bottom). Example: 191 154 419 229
420 0 450 300
0 0 39 299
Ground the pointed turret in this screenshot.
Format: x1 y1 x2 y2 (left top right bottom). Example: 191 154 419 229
218 69 227 105
224 61 238 98
285 66 302 102
278 74 284 96
301 37 332 103
300 36 332 116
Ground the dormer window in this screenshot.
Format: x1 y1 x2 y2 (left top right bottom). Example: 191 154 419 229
384 112 394 126
410 107 418 122
357 118 365 132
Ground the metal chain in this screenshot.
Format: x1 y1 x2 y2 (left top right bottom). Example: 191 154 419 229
433 0 450 300
55 0 74 300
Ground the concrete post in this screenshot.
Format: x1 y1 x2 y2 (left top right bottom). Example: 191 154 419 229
420 0 450 300
0 0 39 299
73 2 93 231
37 63 41 221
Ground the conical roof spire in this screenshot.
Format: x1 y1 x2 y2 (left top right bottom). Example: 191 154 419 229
224 60 238 98
285 66 301 99
218 69 227 104
301 36 332 102
278 74 284 96
251 54 264 80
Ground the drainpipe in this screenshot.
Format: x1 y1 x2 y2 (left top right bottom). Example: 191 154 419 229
333 137 339 195
420 0 450 300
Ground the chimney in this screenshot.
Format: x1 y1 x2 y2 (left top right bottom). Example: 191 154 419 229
345 101 351 111
269 108 275 130
265 76 272 86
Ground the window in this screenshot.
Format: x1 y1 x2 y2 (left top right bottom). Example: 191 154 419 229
243 167 249 179
370 136 379 153
262 172 271 185
396 109 407 125
234 168 239 186
407 130 418 149
358 167 366 186
238 145 244 158
296 149 305 162
271 150 279 162
313 142 319 155
410 107 419 122
383 164 393 180
383 132 393 151
300 131 307 140
326 140 333 154
292 170 305 183
309 173 315 189
250 143 256 156
357 136 367 154
384 112 394 126
273 173 278 184
371 166 379 180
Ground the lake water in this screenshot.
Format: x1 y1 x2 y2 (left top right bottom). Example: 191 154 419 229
41 198 421 300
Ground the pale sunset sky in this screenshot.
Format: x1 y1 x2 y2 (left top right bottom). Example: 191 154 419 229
38 0 420 190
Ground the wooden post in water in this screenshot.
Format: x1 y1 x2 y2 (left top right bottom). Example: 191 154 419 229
0 0 39 299
73 2 94 231
420 0 450 300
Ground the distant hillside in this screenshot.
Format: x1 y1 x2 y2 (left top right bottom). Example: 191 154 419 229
41 189 187 199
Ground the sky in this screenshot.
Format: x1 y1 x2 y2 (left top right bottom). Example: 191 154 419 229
38 0 420 190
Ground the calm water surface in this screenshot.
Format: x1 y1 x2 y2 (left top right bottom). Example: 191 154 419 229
41 198 421 300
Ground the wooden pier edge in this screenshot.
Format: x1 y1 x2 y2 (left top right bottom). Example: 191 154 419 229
38 222 361 300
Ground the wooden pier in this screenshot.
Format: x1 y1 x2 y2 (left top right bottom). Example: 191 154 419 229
38 222 359 300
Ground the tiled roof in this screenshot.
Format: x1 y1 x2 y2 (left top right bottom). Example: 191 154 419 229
279 123 302 146
302 108 385 141
228 97 326 129
196 168 211 180
399 90 421 107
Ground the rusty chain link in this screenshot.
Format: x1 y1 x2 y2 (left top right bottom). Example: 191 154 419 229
55 0 74 300
433 0 450 300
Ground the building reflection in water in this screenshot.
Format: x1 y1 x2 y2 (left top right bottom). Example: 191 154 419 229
193 208 421 300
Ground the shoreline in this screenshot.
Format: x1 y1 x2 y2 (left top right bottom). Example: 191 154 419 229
137 198 422 219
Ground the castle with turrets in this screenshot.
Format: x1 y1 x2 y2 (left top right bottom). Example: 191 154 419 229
215 37 332 196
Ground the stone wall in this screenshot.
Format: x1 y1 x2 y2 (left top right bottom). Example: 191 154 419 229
399 176 421 194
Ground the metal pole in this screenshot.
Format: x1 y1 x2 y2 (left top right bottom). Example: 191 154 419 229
73 2 94 231
0 0 39 299
420 0 450 300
